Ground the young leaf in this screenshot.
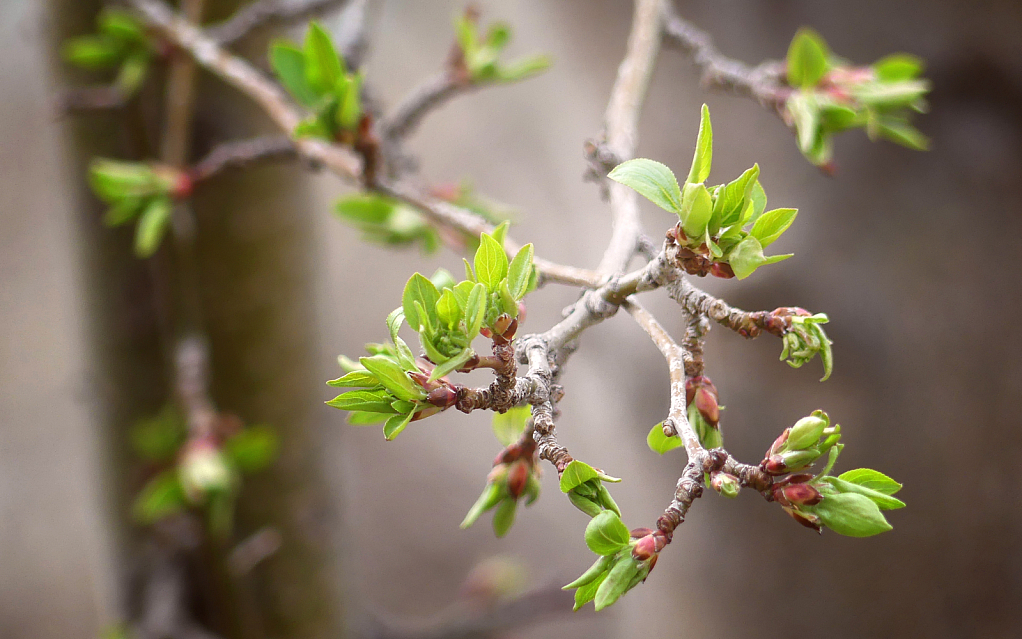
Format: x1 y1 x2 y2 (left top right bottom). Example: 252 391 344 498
837 468 902 495
461 482 502 528
134 196 172 258
383 411 414 440
584 510 630 555
496 54 553 82
607 159 682 213
873 53 924 82
646 423 683 455
347 411 389 425
326 389 399 413
491 220 510 248
787 28 829 88
402 273 441 333
594 557 641 611
428 347 474 382
474 233 509 290
303 22 343 94
435 289 461 331
507 243 534 300
824 477 906 510
573 572 607 611
686 104 713 184
62 36 122 70
563 555 614 590
715 164 760 228
327 370 379 388
811 492 892 537
359 356 424 401
133 471 187 524
559 460 599 493
679 182 713 239
465 282 487 339
98 9 146 45
749 208 798 248
726 235 766 280
130 407 185 461
492 404 531 447
337 71 363 130
224 425 278 473
269 42 319 107
430 268 457 292
492 498 517 537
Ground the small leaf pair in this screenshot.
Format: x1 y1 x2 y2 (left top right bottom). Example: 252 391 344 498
559 460 622 518
463 222 536 336
335 194 441 253
461 439 541 537
270 22 364 140
454 12 551 84
608 106 797 280
62 8 154 97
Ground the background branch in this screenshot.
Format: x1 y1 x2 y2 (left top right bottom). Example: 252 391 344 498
191 135 297 182
207 0 349 45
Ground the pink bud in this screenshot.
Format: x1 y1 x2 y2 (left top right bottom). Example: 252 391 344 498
631 535 658 561
630 527 654 539
506 460 529 499
694 387 719 426
777 483 823 507
427 386 458 408
709 262 735 279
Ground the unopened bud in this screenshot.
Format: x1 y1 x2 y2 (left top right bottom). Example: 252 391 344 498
768 429 790 457
783 506 823 533
710 472 740 498
480 327 492 338
179 438 232 502
630 527 654 539
502 318 518 339
709 262 734 279
694 387 719 426
517 302 527 325
776 483 823 507
487 464 509 484
631 535 658 561
506 460 529 499
427 386 458 408
492 314 513 336
787 412 829 450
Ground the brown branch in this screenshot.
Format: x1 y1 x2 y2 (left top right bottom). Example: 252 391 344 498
596 0 665 275
661 3 789 110
382 72 470 141
664 277 790 338
207 0 349 45
190 135 297 183
57 85 127 113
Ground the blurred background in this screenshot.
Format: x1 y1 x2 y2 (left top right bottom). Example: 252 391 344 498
3 0 1022 637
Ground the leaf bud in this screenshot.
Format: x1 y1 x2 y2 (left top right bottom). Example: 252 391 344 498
502 317 518 339
710 471 740 498
694 387 719 426
776 482 823 507
709 261 735 279
631 534 658 561
492 313 513 336
787 411 829 450
768 429 790 457
427 385 458 408
783 506 823 533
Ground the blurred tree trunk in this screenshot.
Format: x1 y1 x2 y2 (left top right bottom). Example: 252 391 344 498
50 1 342 638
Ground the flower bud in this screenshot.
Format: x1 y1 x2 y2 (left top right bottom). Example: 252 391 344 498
487 463 509 484
632 535 659 561
506 460 529 499
709 262 735 279
787 412 829 450
630 527 654 539
710 471 740 498
517 302 527 325
427 385 458 408
492 313 513 336
783 506 823 533
768 429 790 457
694 387 719 426
776 483 823 507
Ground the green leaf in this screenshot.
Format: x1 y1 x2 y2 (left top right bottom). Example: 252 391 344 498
269 42 319 107
461 482 503 528
430 268 457 292
787 28 830 88
103 198 145 227
435 289 461 331
787 92 822 155
133 471 186 524
715 164 760 228
463 258 476 282
594 557 641 611
646 423 683 455
224 425 278 473
303 22 343 94
491 220 510 248
89 159 158 202
327 370 378 388
564 555 614 590
465 282 487 339
98 9 146 45
492 405 531 447
727 235 766 280
474 233 509 290
134 196 172 258
749 208 798 248
607 158 682 213
130 407 185 461
492 498 517 537
837 468 902 495
454 15 477 56
115 54 149 96
507 243 534 301
853 80 930 109
873 53 924 82
336 72 363 130
811 492 892 537
382 411 413 440
584 510 630 555
559 460 599 493
824 477 906 510
486 22 511 49
326 389 399 413
573 571 607 611
360 356 424 401
402 273 441 333
687 104 713 184
428 347 474 382
62 35 122 70
496 54 553 82
679 182 713 238
875 116 930 151
745 181 768 225
347 411 389 425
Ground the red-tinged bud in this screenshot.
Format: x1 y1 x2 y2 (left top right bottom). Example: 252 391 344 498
492 314 513 336
458 353 480 372
786 473 814 484
648 553 659 573
631 535 658 561
487 463 509 484
769 429 790 457
427 386 458 408
506 460 529 499
410 406 441 421
710 262 735 279
783 506 823 533
630 527 654 539
777 483 823 507
173 171 194 200
502 318 518 340
710 472 740 498
694 387 719 426
496 443 522 465
677 247 697 259
517 302 527 325
480 327 492 338
685 375 715 405
763 454 788 475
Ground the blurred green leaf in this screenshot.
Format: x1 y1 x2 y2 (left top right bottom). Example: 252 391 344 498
134 196 172 258
270 42 319 107
224 425 278 473
787 28 829 88
133 471 186 524
492 404 531 446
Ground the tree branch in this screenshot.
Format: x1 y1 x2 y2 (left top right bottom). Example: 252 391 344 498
597 0 665 276
207 0 349 45
382 72 469 141
191 135 297 183
661 3 789 110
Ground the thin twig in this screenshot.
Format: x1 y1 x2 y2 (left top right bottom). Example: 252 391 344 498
596 0 665 275
57 85 127 113
191 135 297 183
382 72 468 141
207 0 348 45
661 3 789 110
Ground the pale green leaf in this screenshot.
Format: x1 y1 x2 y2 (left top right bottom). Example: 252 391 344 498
607 159 682 213
686 104 713 184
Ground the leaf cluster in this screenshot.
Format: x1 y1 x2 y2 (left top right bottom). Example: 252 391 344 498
454 14 551 84
88 159 184 257
781 313 834 381
62 8 153 97
335 194 441 253
563 511 654 611
270 22 363 140
608 105 797 280
560 460 622 519
785 28 930 166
